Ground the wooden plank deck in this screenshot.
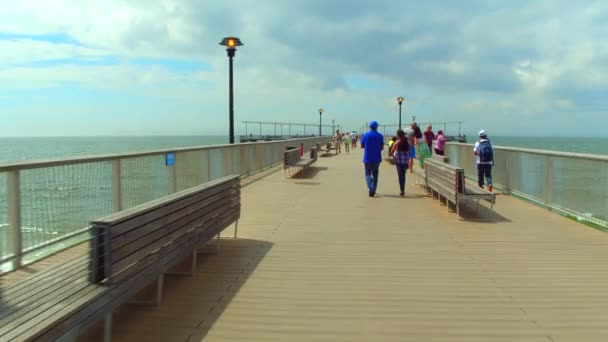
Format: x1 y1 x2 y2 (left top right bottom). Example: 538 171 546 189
5 147 608 341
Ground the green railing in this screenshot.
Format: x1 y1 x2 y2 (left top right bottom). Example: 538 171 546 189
0 137 329 272
445 143 608 228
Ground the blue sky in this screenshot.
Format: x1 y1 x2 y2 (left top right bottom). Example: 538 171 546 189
1 0 607 137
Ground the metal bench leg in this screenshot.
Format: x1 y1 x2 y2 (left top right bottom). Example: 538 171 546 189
234 220 239 238
166 250 197 276
476 198 480 212
104 313 112 342
456 198 461 219
128 274 164 306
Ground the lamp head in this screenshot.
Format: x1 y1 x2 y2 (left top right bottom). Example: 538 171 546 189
397 96 404 105
220 37 243 49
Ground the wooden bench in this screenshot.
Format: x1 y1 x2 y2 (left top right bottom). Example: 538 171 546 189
284 147 317 177
424 158 495 218
319 142 333 156
0 175 240 341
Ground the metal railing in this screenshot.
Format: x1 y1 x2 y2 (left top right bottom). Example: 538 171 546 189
0 137 329 272
445 143 608 227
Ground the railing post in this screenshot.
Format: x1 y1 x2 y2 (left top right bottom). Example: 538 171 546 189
8 170 22 269
207 151 212 181
112 160 122 212
544 156 554 210
505 155 512 195
168 159 176 194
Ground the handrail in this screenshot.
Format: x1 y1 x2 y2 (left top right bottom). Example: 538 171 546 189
448 142 608 162
0 136 331 272
444 142 608 228
0 137 325 172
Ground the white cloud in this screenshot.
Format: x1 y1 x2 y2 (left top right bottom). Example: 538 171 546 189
1 0 608 136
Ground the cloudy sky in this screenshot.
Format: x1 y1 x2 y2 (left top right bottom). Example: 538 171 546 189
1 0 607 137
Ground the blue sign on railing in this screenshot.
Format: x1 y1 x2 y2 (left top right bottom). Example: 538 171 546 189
165 153 175 166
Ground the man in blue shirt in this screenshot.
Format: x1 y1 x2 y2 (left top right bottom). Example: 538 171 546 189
360 121 384 197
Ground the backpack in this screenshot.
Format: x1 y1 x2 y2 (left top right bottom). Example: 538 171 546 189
479 140 493 163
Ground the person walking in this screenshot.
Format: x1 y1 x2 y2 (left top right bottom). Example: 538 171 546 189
404 123 416 173
360 121 384 197
474 130 494 192
351 133 357 149
414 123 430 168
334 130 342 154
343 132 351 154
434 130 446 155
423 125 435 155
389 130 410 196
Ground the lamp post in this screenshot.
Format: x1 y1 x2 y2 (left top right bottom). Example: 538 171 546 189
318 108 323 136
219 36 244 144
332 119 335 134
397 96 404 130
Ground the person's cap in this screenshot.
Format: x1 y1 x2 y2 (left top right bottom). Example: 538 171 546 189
369 121 379 128
479 129 487 137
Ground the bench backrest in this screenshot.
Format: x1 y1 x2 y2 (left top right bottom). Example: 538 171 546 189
424 158 464 202
284 148 301 165
90 175 241 284
431 154 449 163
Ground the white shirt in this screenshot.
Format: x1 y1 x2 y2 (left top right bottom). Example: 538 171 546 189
473 139 493 164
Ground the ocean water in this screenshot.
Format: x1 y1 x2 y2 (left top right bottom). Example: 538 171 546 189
487 136 608 155
0 136 229 163
0 135 606 270
0 136 606 163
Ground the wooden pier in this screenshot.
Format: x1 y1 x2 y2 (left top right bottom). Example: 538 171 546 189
3 147 608 341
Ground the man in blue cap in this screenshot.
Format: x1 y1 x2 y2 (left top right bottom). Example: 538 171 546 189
360 120 384 197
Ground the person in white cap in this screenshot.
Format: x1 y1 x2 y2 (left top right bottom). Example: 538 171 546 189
473 130 494 191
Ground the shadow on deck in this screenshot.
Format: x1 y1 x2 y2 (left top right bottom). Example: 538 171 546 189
80 238 273 342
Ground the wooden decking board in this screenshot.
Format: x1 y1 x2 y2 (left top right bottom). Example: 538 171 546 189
2 148 608 341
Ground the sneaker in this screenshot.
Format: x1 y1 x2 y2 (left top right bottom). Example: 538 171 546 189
488 184 493 192
369 191 374 197
400 192 405 197
371 189 376 197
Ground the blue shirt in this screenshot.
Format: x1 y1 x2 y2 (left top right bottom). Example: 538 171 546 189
361 130 384 163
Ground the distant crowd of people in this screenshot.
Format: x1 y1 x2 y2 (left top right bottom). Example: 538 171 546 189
359 121 494 197
332 131 362 154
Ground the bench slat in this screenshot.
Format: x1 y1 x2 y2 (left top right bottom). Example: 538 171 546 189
108 185 239 253
109 196 239 273
1 254 88 297
98 179 238 238
0 259 89 322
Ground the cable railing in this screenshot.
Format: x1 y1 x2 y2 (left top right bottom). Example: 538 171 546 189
445 143 608 227
0 137 329 272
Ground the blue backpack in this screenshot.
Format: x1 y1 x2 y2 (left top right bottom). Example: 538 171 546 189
479 140 493 163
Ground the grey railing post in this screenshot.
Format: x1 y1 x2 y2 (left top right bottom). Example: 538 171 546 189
544 156 554 210
8 170 22 269
112 160 122 212
207 151 212 181
168 159 177 194
505 155 512 195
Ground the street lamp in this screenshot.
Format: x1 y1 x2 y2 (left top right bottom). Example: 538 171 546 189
396 96 404 130
318 108 323 136
219 36 244 144
332 119 335 134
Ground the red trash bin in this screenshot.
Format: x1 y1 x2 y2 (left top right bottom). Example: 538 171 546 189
300 144 304 157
